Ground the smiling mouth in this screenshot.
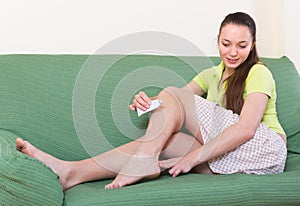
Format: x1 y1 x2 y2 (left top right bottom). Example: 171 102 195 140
226 58 239 63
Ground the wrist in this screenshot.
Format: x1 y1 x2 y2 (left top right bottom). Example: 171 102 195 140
187 149 202 168
192 147 206 167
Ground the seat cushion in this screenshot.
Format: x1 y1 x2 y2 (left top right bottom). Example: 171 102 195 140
63 171 300 206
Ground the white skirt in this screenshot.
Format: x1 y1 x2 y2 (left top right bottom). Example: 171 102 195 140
194 95 287 174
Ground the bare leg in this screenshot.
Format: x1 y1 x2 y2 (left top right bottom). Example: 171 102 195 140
105 86 203 188
16 137 148 191
16 129 211 191
16 86 205 190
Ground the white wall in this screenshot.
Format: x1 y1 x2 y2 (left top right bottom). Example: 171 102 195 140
253 0 285 57
0 0 299 73
284 0 300 74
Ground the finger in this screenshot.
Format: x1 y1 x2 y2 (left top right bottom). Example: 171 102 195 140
172 169 181 178
133 98 149 111
139 91 151 104
136 92 151 108
169 167 181 178
129 104 136 111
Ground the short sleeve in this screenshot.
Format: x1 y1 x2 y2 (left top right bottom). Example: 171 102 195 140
193 67 217 93
245 64 274 97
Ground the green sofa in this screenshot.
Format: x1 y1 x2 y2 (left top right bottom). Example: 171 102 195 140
0 54 299 206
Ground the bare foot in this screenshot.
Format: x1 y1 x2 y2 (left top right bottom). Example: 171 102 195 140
105 155 161 189
16 138 76 191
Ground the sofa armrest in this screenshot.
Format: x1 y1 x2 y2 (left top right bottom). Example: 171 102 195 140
0 129 64 206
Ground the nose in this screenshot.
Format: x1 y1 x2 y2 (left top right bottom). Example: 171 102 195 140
230 46 237 56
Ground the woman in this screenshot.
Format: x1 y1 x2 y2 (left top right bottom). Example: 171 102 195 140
16 12 287 190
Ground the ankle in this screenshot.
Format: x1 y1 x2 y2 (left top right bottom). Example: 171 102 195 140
59 161 80 191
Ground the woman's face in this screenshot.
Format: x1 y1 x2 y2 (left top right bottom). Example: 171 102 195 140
218 23 254 70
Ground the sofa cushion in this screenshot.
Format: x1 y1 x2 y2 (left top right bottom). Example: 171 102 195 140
63 171 300 206
0 129 64 206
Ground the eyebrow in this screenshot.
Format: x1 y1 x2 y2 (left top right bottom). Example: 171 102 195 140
222 39 248 44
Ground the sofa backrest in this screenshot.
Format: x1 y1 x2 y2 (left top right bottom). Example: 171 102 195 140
260 57 300 153
0 55 299 160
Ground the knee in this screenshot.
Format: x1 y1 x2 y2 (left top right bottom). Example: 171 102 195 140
155 87 186 131
157 86 180 99
157 86 184 118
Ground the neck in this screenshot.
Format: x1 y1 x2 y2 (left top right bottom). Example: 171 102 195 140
223 67 234 79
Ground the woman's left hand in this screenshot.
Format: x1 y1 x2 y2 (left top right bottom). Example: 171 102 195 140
159 153 197 177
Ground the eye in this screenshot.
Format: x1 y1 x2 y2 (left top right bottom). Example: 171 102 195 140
239 45 247 49
222 43 229 47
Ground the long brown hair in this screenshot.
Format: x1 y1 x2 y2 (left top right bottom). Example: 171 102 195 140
219 12 261 114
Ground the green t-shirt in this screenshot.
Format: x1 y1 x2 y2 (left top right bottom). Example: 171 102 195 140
193 61 285 135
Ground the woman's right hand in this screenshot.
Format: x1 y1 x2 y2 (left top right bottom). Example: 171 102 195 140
129 91 152 111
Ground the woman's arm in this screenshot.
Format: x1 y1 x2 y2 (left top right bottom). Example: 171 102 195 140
183 80 206 97
162 92 268 177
